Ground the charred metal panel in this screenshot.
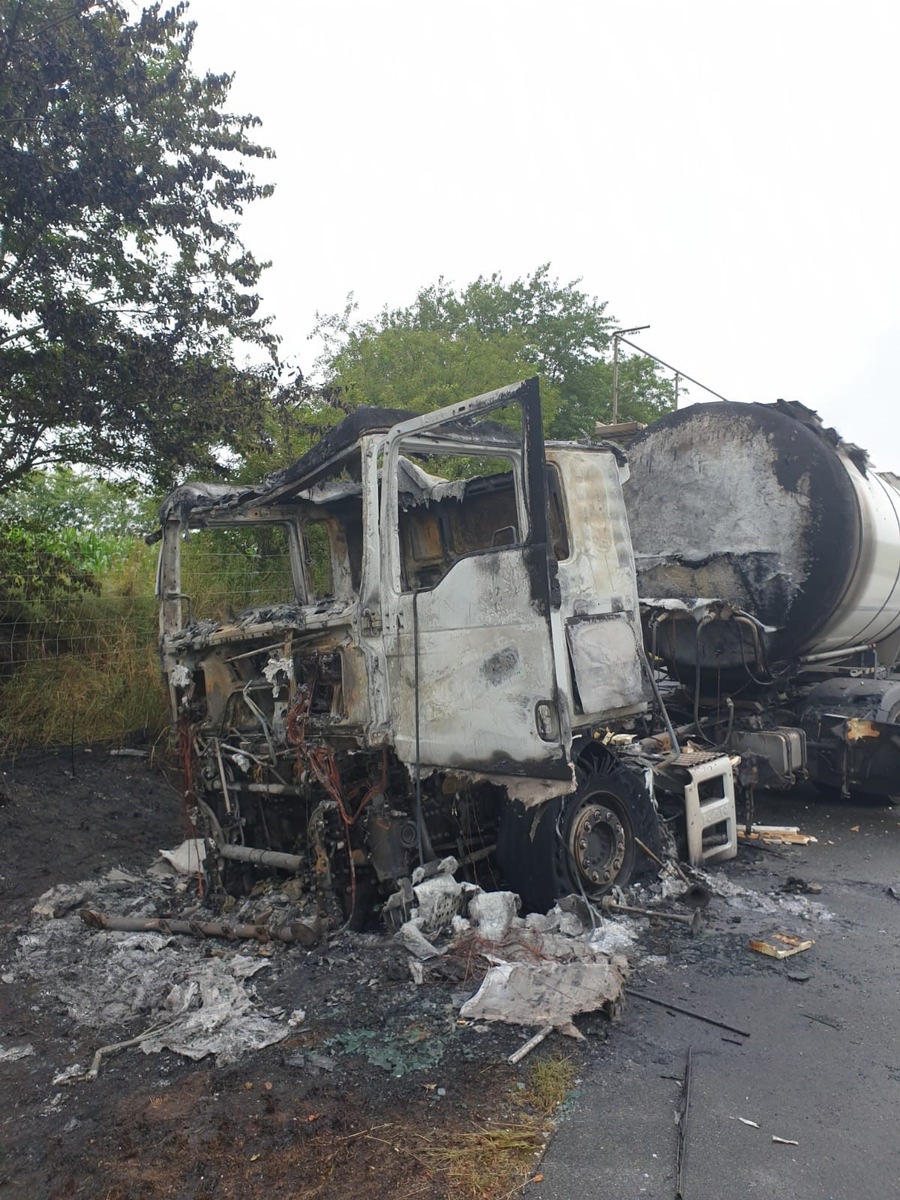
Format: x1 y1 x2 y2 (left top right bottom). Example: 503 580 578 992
547 448 649 721
380 384 569 783
388 545 570 780
625 402 861 666
565 612 645 714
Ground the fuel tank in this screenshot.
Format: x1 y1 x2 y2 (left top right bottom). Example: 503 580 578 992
623 400 900 669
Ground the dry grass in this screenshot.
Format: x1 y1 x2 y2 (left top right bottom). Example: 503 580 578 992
0 541 168 755
521 1053 576 1115
75 1054 575 1200
415 1120 550 1199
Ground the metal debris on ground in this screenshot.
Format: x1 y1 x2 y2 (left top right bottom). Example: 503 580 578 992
394 884 638 1034
507 1025 554 1065
600 895 701 934
79 908 323 945
748 933 815 959
625 989 750 1038
780 877 823 895
674 1045 693 1200
799 1011 843 1030
459 956 627 1038
738 826 818 846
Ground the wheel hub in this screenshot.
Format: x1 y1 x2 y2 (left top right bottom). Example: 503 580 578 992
569 804 627 888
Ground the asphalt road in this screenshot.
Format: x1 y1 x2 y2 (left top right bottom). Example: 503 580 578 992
533 786 900 1200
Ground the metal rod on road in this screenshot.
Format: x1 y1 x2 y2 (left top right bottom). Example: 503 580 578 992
625 989 750 1038
675 1045 693 1200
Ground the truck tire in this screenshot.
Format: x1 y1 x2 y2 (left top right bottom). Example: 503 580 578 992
496 758 661 914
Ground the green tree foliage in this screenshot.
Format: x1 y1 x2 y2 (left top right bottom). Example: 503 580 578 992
311 266 676 440
0 466 157 535
0 0 276 494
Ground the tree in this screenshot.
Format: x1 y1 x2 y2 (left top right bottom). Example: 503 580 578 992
311 266 676 438
0 0 276 493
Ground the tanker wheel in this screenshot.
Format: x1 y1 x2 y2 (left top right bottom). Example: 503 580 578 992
496 760 661 914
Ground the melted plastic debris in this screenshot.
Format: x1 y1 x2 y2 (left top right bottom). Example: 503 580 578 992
459 956 628 1035
139 969 288 1064
395 921 443 960
13 861 317 1071
0 1044 35 1062
468 891 519 942
699 873 833 921
32 884 88 919
155 839 209 877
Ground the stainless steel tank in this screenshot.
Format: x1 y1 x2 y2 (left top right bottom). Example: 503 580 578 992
624 400 900 667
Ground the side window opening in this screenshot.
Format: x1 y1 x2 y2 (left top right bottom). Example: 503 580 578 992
395 445 524 594
302 520 335 600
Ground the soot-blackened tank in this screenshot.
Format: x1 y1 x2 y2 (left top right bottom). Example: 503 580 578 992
623 399 900 668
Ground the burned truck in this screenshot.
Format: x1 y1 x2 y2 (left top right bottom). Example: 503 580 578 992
624 400 900 803
156 379 735 920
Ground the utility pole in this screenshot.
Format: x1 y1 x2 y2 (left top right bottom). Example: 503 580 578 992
611 325 650 423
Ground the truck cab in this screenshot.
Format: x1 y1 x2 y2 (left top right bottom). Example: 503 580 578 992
157 379 700 917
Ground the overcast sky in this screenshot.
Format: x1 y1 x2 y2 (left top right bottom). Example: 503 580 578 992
186 0 900 469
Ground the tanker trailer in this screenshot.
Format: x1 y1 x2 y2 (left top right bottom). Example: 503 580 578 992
623 399 900 801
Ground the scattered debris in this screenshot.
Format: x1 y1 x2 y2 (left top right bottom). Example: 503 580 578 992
772 1136 799 1146
739 826 818 846
887 886 900 901
786 970 812 983
780 877 823 895
601 895 701 933
749 933 814 960
395 921 443 960
77 1017 187 1082
79 908 323 945
32 883 88 919
675 1046 693 1200
625 989 750 1038
0 1044 35 1062
698 873 833 922
468 890 520 942
799 1012 843 1031
634 837 707 902
737 1117 759 1129
327 1027 445 1076
460 957 627 1037
507 1025 554 1066
155 839 208 876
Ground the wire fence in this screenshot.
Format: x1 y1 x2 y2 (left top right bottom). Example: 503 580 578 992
0 540 166 755
0 526 309 754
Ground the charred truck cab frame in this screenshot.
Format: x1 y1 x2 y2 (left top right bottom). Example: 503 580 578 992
156 380 733 919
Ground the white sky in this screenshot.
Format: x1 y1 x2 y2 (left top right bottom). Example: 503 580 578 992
186 0 900 469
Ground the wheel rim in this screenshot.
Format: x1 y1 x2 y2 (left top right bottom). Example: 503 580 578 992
568 800 628 889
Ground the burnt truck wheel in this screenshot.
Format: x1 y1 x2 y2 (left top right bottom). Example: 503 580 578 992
496 761 661 914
